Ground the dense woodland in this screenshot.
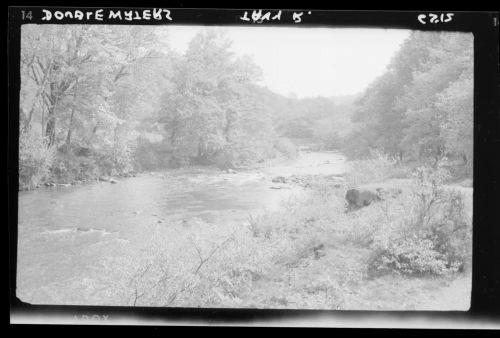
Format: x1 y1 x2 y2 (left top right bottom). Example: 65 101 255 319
344 31 473 178
19 26 473 190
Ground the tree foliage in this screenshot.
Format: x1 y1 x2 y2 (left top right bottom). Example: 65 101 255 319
343 32 473 178
19 25 172 186
156 30 275 167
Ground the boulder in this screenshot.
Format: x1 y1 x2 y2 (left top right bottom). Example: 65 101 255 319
272 176 287 184
345 188 380 209
109 178 118 184
312 244 326 260
346 183 403 210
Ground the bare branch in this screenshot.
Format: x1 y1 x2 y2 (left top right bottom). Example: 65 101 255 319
192 233 235 274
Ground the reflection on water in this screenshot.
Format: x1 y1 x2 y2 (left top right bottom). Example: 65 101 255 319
16 151 345 303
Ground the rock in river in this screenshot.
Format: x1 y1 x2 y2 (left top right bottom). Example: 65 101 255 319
272 176 287 184
346 183 403 210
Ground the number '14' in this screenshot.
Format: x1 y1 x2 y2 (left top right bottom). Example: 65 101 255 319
21 11 33 20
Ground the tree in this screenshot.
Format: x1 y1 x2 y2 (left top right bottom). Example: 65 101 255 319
157 29 270 167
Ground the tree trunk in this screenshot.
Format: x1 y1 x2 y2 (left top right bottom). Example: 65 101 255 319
41 103 45 137
44 81 60 148
65 126 73 154
45 108 56 148
87 123 99 146
224 110 235 143
197 140 204 163
24 60 53 131
64 83 78 153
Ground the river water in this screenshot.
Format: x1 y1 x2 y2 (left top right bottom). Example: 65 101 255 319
16 151 346 304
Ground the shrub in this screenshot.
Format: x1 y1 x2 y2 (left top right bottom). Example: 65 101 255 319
51 153 101 182
274 137 297 160
368 234 451 276
94 141 134 176
133 137 180 171
366 165 472 276
19 129 55 189
312 124 342 150
213 144 260 169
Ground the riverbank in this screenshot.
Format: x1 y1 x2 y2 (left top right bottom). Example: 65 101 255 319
20 150 346 192
18 151 304 192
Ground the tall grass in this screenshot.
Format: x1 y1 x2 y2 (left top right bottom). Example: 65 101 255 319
345 151 408 188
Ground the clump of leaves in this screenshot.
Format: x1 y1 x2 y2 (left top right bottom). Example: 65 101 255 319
19 129 55 189
368 234 451 277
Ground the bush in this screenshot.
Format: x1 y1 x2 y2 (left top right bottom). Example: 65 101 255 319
133 137 176 171
312 122 342 150
19 129 55 189
51 153 101 182
369 234 454 276
274 137 297 160
94 141 134 176
213 143 263 169
365 165 472 276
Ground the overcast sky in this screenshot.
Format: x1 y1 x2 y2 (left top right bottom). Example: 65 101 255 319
162 26 410 99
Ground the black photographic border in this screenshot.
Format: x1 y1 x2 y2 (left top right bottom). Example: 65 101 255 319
7 6 500 327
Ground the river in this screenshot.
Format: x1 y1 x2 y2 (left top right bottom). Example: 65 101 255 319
16 151 346 304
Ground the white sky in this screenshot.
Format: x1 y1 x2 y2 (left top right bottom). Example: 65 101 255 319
160 26 410 99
